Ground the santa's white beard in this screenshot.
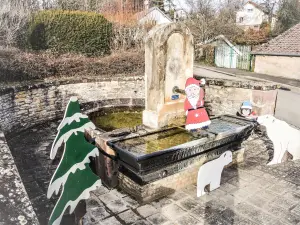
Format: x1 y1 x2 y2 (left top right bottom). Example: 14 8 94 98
188 97 198 109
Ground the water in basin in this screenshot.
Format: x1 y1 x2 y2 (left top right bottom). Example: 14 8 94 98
90 107 143 132
111 117 250 156
116 127 199 155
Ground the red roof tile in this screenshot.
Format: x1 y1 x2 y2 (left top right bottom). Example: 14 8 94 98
253 22 300 56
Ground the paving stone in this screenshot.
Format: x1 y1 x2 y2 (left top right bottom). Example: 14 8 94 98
99 192 120 203
270 196 298 210
169 191 188 201
291 204 300 218
231 188 252 200
175 214 201 225
123 196 140 209
151 197 173 209
176 197 200 211
267 182 292 195
87 197 104 209
244 169 265 178
195 194 215 204
250 178 273 189
118 209 141 224
238 172 260 183
209 188 227 199
137 205 159 218
205 214 231 225
146 213 169 225
132 220 151 225
227 177 249 188
92 186 110 197
256 189 278 202
220 207 248 224
110 189 128 198
190 201 226 219
232 218 259 225
264 203 300 225
89 207 111 222
218 182 239 193
218 194 244 207
106 199 128 214
162 204 186 220
99 216 122 225
235 202 278 225
246 195 269 208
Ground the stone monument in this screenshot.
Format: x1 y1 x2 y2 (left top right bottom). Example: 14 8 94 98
143 23 194 129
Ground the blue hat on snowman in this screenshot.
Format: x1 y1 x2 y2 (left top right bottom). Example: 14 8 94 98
241 101 252 110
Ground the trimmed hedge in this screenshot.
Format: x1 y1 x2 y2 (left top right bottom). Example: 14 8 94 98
27 10 112 56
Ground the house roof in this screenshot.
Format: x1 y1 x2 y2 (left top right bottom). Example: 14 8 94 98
252 23 300 56
136 6 172 22
204 35 242 55
246 1 268 14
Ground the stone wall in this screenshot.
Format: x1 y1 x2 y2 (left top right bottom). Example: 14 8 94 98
0 76 144 133
203 78 278 116
0 75 279 134
254 55 300 80
0 131 39 225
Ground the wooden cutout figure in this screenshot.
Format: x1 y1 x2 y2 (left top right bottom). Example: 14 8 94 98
184 77 211 131
257 115 300 165
197 151 232 197
48 97 101 225
237 101 257 120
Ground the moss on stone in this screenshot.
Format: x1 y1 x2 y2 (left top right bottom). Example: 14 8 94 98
94 110 142 132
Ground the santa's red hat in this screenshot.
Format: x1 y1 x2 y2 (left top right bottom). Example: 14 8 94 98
185 77 205 90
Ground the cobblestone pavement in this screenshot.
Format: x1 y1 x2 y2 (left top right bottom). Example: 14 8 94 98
83 134 300 225
6 121 300 225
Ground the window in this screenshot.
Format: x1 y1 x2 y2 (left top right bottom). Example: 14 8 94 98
248 8 253 12
239 17 244 23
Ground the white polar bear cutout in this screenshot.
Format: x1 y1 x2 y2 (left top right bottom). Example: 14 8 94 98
197 151 232 197
257 115 300 165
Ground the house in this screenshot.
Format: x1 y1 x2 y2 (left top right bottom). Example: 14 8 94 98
236 1 276 30
137 6 173 25
252 23 300 80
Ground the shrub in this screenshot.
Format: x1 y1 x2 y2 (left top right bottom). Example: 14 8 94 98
26 10 112 56
0 49 144 82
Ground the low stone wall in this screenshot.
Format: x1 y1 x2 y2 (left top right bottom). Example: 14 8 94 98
204 78 278 116
0 76 144 134
0 131 39 225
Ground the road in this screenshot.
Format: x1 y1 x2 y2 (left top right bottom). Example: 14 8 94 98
194 66 300 128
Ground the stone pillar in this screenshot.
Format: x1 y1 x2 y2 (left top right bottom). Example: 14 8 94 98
143 23 194 129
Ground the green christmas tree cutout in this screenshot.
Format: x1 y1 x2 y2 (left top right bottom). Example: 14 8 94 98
48 97 101 225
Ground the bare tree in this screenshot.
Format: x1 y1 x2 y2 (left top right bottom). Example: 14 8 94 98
259 0 279 24
0 0 38 46
183 0 242 43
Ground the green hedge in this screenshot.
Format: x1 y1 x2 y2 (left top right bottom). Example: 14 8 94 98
27 10 112 56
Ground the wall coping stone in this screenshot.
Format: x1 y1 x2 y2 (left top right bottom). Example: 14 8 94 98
0 73 280 96
0 75 144 95
194 76 280 91
0 131 39 224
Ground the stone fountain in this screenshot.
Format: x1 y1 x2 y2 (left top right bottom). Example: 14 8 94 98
142 23 194 129
87 23 257 203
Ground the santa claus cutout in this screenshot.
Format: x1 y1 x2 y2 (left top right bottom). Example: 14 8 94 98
184 77 211 131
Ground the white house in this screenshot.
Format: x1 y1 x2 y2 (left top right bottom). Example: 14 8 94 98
137 6 173 25
236 1 276 30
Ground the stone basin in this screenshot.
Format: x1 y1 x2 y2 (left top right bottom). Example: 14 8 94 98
89 114 256 203
108 115 255 180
